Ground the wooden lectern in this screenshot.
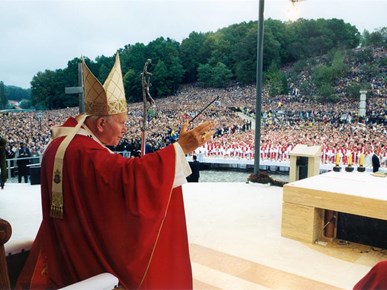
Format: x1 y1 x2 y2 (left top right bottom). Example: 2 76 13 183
288 144 321 183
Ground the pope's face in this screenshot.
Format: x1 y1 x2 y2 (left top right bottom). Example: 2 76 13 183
101 112 128 146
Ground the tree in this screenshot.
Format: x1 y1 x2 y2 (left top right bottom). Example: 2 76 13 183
64 58 82 87
120 43 149 73
317 84 338 103
31 68 76 110
147 38 184 97
23 17 378 108
31 70 55 109
152 60 170 97
360 29 371 47
286 18 360 61
265 63 287 98
0 81 7 109
120 44 152 103
179 32 211 83
197 64 212 87
95 55 115 82
150 57 184 97
368 29 387 47
212 62 232 88
3 85 31 102
264 19 291 66
197 62 232 88
123 68 142 103
232 24 257 84
330 49 349 79
19 99 32 109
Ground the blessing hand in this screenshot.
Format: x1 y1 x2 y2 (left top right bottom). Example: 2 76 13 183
177 120 215 154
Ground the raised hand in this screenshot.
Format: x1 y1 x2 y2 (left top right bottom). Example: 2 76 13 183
177 120 215 154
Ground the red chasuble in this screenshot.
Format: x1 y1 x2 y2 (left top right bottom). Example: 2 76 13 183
16 117 192 289
353 261 387 290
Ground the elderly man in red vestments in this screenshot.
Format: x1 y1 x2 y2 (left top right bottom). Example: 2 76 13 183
16 54 215 289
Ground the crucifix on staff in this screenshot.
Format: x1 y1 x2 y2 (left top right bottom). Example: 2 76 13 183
140 59 155 156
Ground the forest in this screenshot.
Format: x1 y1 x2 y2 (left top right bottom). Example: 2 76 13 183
0 18 386 110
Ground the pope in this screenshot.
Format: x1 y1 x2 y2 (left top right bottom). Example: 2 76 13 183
16 54 215 289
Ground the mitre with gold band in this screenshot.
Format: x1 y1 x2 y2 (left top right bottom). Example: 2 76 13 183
50 53 128 219
83 53 128 116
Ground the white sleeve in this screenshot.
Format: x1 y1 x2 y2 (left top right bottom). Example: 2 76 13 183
173 142 192 188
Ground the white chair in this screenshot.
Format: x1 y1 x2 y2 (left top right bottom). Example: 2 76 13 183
1 218 119 290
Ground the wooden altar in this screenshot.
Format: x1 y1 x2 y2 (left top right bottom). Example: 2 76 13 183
281 171 387 244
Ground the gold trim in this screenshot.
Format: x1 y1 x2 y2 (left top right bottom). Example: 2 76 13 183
82 54 127 116
50 114 87 219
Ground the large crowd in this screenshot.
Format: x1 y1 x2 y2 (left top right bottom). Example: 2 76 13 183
0 47 386 171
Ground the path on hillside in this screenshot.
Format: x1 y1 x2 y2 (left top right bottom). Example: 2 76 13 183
236 112 256 129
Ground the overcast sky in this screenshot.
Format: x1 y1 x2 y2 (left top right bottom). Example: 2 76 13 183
1 0 386 89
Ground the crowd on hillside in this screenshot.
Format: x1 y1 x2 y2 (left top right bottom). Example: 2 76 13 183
0 47 386 173
0 83 385 170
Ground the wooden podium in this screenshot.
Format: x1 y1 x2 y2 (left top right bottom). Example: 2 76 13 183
282 144 323 243
288 144 321 183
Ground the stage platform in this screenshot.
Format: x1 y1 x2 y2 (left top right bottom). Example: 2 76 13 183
186 155 387 175
1 180 385 289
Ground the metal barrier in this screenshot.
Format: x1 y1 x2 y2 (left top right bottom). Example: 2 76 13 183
5 156 42 179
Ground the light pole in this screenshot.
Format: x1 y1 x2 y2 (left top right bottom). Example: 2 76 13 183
253 0 304 175
254 0 265 175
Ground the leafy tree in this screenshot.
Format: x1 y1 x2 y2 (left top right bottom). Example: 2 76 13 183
317 84 338 103
0 81 7 109
151 56 184 97
360 29 371 47
123 68 142 103
264 19 291 66
197 62 232 88
147 38 184 97
265 63 287 97
152 60 170 97
312 65 335 87
207 21 259 84
24 17 375 108
212 62 232 87
64 58 82 87
31 68 76 109
120 44 153 103
167 56 185 93
330 49 349 78
3 85 31 101
120 43 149 73
368 28 387 47
286 18 360 61
197 64 213 88
232 23 257 84
324 18 360 48
95 55 115 82
311 50 347 96
31 70 55 109
179 32 211 83
19 99 32 109
262 28 282 70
